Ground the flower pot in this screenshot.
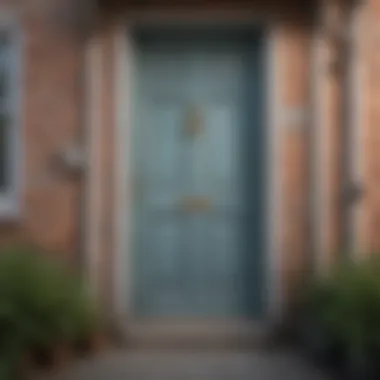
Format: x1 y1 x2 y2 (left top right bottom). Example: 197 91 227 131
14 351 35 380
300 319 345 370
50 343 73 370
32 342 73 372
90 332 108 352
75 332 108 356
345 348 377 380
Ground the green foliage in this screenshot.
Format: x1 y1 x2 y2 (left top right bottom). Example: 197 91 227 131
0 244 100 378
306 255 380 359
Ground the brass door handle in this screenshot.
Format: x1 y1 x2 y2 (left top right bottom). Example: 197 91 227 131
185 104 204 138
179 196 213 213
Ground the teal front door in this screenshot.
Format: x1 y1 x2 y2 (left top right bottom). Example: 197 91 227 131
133 30 265 318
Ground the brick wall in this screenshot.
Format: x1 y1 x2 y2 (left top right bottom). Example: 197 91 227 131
361 0 380 253
0 0 84 260
277 21 313 309
317 0 380 259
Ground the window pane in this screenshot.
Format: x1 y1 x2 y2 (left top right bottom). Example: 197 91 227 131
0 31 12 196
0 33 9 103
0 113 9 191
0 32 10 194
0 68 7 101
0 31 8 48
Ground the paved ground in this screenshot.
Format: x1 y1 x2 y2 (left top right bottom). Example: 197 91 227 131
40 349 332 380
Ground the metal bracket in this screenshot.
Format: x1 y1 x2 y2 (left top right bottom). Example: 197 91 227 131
343 180 365 206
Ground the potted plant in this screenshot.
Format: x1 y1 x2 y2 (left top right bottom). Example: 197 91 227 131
339 258 380 379
303 254 380 379
70 287 107 355
0 243 104 377
300 271 346 370
0 244 103 376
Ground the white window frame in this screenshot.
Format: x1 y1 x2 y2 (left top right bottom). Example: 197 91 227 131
0 13 22 219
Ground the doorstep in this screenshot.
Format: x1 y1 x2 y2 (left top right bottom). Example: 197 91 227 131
118 319 273 349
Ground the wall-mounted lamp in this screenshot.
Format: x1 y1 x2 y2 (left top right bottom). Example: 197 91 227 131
53 143 87 177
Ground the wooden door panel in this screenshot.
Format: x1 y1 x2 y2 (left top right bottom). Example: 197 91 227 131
134 31 264 318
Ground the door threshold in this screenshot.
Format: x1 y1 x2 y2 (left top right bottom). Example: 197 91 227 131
120 319 272 349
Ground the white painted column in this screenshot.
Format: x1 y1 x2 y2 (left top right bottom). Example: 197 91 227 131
266 26 284 322
114 25 135 317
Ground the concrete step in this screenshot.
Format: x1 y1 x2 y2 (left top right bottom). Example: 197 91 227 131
116 320 273 349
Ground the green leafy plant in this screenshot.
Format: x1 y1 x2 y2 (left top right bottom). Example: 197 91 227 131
0 244 100 378
305 254 380 374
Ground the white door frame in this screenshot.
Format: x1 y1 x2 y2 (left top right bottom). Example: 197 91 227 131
111 12 284 324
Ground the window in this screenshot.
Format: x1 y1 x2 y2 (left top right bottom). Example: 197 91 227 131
0 22 20 217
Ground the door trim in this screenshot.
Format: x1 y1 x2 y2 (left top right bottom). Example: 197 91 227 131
113 14 284 324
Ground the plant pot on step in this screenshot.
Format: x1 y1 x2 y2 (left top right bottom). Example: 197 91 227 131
32 342 73 372
75 332 108 356
300 319 345 370
91 332 108 352
31 345 51 369
345 348 376 380
50 343 73 370
14 350 36 380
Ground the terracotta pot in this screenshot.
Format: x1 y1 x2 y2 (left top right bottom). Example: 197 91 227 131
90 332 108 352
344 348 380 380
31 346 51 369
75 332 108 356
49 343 73 369
31 342 73 372
15 351 35 380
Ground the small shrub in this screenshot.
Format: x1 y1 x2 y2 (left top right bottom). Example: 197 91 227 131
0 244 100 378
304 254 380 375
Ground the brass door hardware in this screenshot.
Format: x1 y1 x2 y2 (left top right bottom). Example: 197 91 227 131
179 196 212 213
185 104 204 138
